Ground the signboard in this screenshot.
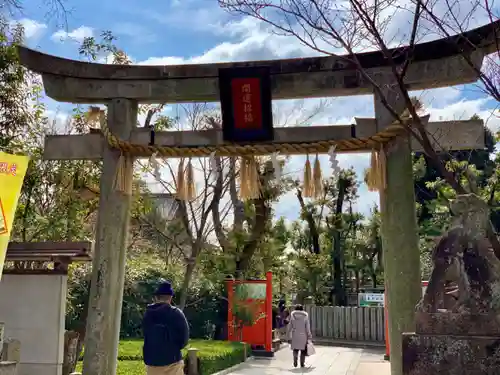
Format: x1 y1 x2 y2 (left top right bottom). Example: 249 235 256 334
0 151 30 279
359 292 384 307
235 283 267 300
219 66 274 143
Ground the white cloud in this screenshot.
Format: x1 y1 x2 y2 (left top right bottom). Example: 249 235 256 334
137 14 314 66
427 98 500 131
137 0 497 67
11 18 47 40
141 0 231 33
111 22 156 44
51 26 94 43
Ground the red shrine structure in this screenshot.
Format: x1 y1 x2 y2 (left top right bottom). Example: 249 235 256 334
226 272 273 356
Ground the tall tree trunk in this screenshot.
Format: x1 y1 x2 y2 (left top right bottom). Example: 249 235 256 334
212 158 232 252
178 260 196 310
369 248 380 289
296 189 321 254
355 270 360 292
332 178 347 306
235 197 270 277
64 279 90 375
176 195 214 311
212 157 246 253
213 159 273 277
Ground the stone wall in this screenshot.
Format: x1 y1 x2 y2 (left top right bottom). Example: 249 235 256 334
0 274 67 375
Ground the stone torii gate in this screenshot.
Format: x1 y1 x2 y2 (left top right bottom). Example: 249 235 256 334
17 20 497 375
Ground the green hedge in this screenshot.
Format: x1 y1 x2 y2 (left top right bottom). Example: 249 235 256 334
77 339 248 375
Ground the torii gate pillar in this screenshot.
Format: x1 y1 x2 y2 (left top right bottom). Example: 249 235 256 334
82 99 137 375
381 137 421 375
375 88 422 375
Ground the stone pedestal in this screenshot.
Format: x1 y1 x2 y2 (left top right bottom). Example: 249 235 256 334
402 312 500 374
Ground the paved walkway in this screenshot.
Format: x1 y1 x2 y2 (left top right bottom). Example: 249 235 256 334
225 346 390 375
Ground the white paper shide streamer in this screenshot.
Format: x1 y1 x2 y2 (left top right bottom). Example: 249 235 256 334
149 152 162 182
271 152 281 181
328 146 341 177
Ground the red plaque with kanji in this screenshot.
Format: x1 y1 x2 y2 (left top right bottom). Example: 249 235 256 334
219 67 273 142
231 78 262 130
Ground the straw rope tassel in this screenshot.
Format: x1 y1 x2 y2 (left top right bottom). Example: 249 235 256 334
113 153 126 193
303 156 313 197
367 149 378 192
239 157 249 200
365 167 372 191
248 157 256 199
95 108 132 195
248 156 261 199
186 158 196 201
177 159 187 201
378 147 387 191
114 154 133 195
313 155 323 198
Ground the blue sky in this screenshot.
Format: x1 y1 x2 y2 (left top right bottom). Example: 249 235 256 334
12 0 500 222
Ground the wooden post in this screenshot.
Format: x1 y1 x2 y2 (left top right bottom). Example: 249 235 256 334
384 289 390 361
0 323 3 358
265 272 273 353
82 99 137 375
380 137 421 375
187 348 199 375
1 339 20 362
227 279 235 342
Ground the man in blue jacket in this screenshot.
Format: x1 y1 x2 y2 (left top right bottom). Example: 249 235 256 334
143 281 189 375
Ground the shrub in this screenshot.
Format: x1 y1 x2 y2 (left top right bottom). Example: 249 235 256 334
66 263 227 339
77 339 248 375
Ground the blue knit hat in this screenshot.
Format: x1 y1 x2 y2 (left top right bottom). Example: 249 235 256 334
154 281 175 296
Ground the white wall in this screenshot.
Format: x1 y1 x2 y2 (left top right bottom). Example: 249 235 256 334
0 274 67 375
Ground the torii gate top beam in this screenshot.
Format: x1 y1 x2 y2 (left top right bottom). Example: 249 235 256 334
18 21 499 104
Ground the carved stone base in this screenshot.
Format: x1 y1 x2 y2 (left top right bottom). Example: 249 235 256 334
0 362 17 375
402 333 500 374
415 312 500 336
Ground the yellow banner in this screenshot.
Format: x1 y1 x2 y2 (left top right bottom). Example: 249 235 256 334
0 151 30 279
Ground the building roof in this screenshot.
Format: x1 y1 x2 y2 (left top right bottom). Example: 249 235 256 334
6 241 92 262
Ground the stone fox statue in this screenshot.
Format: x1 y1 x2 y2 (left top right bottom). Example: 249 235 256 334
417 194 500 314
